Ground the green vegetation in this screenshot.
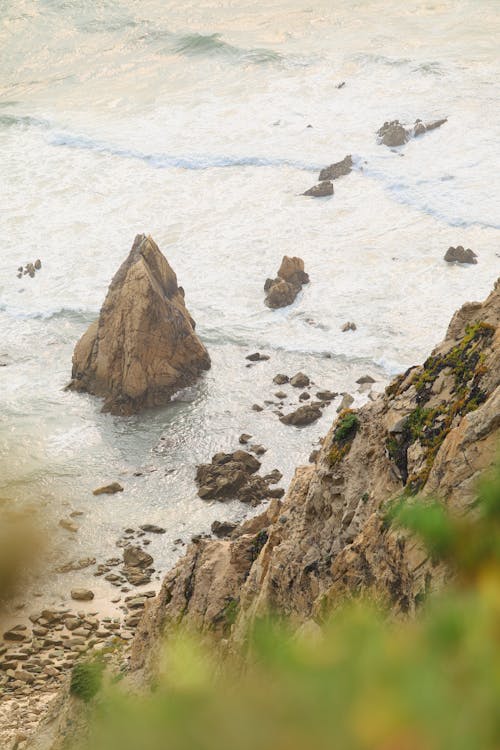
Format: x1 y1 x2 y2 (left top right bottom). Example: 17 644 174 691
70 659 105 703
329 410 360 467
386 321 495 492
76 463 500 750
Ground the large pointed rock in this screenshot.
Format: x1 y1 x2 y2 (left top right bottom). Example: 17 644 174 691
68 234 210 415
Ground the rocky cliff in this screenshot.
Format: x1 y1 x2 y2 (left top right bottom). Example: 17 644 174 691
131 278 500 673
67 234 210 415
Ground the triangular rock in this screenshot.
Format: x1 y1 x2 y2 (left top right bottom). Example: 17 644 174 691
67 234 210 415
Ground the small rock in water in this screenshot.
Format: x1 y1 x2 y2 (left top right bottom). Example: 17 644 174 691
264 256 309 309
342 321 357 332
290 372 310 388
34 259 42 270
250 444 267 455
356 375 375 384
299 392 310 401
70 589 94 602
316 390 337 401
280 404 322 427
92 482 124 496
319 155 352 182
139 524 166 534
303 180 333 197
444 246 477 264
239 433 252 444
251 404 263 412
273 373 289 385
246 352 270 362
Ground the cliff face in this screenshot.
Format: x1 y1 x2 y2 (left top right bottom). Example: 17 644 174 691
130 279 500 672
68 234 210 415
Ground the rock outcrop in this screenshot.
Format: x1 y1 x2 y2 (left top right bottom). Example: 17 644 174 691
303 181 333 197
377 118 447 147
444 246 477 264
196 450 284 506
318 155 353 181
67 234 210 415
130 278 500 674
264 256 309 309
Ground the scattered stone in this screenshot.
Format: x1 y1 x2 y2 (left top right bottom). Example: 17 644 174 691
211 520 238 538
250 444 267 455
303 180 333 197
290 372 310 388
274 391 287 399
273 374 289 385
246 353 270 362
316 390 337 401
139 524 166 534
356 375 375 384
319 155 352 181
67 234 211 415
3 630 27 643
239 433 252 444
251 404 263 412
92 482 124 496
336 81 346 89
280 404 322 426
123 546 153 569
55 557 96 574
444 246 477 264
299 392 310 401
70 589 94 602
265 257 309 309
342 321 357 332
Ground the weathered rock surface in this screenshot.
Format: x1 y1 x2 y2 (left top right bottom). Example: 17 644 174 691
67 234 210 415
303 180 333 197
92 482 123 496
280 403 322 426
196 451 284 506
264 256 309 309
444 245 477 264
130 277 500 673
318 155 353 181
377 118 447 147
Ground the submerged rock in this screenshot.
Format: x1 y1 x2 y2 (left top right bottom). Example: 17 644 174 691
444 246 477 264
67 234 210 415
319 155 353 181
377 117 447 147
342 321 357 332
265 256 309 309
303 180 334 197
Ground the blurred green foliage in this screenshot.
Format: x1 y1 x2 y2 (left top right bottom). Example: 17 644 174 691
71 461 500 750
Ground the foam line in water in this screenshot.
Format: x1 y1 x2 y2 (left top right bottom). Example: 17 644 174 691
49 132 322 171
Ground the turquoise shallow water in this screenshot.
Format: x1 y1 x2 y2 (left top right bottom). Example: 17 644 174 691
0 0 499 606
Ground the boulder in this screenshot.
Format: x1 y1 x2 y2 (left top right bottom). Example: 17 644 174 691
280 404 322 426
273 374 289 385
265 256 309 309
377 120 409 147
70 589 94 602
342 321 357 332
123 546 154 569
303 181 334 197
67 234 210 415
444 246 477 265
290 372 310 388
319 155 353 181
377 118 447 147
196 451 282 506
92 482 123 496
